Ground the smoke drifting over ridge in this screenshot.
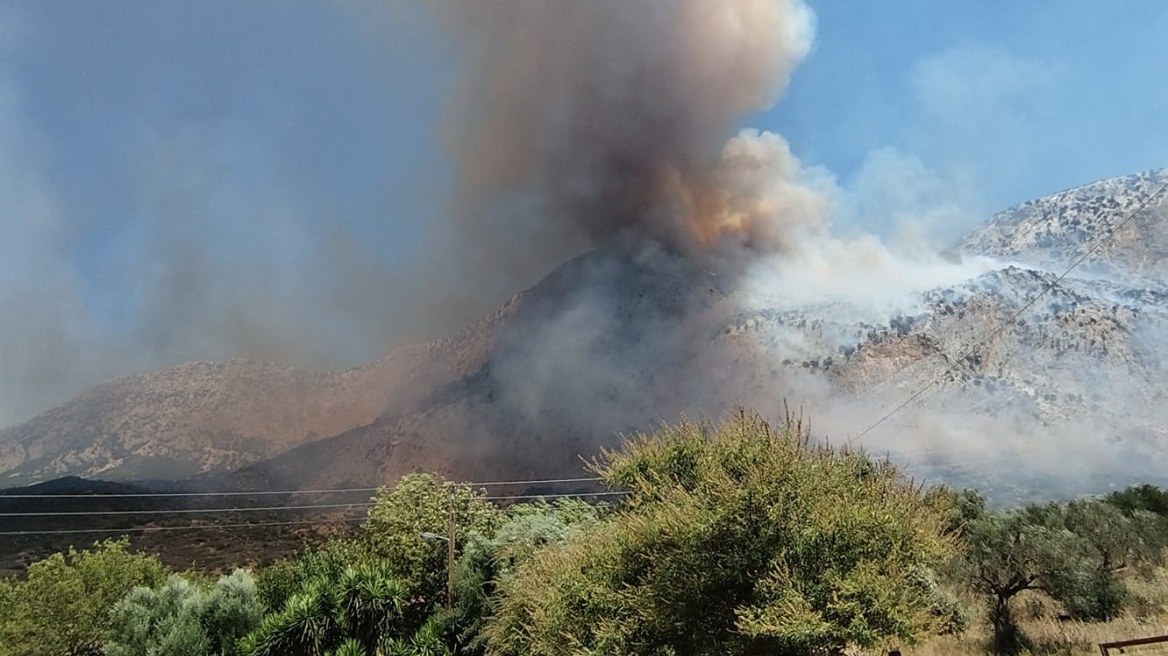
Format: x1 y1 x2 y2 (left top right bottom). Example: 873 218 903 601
5 0 1167 498
418 0 1168 497
434 0 823 271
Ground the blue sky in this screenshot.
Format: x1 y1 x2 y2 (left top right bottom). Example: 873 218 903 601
0 0 1166 425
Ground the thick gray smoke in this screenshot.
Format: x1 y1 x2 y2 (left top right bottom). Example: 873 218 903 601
5 0 1163 501
416 0 1168 499
432 0 821 273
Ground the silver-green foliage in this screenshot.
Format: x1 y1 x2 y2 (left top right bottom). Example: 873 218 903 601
105 569 262 656
452 498 605 650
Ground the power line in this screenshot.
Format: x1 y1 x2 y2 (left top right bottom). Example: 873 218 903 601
0 517 367 537
0 487 381 500
0 502 375 518
0 491 628 536
481 490 626 502
0 476 606 500
0 486 624 521
850 179 1168 444
453 476 603 488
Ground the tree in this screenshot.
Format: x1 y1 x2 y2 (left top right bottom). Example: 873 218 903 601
360 473 502 620
0 538 167 656
955 510 1075 655
1034 499 1164 621
483 411 956 656
1105 483 1168 519
956 498 1166 655
452 499 607 653
105 569 263 656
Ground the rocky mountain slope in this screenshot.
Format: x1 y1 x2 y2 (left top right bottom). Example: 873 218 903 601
3 168 1167 494
0 302 515 484
236 168 1168 494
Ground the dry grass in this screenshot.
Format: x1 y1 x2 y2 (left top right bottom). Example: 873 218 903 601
857 570 1168 656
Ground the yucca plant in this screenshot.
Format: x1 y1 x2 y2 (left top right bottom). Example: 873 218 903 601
243 561 414 656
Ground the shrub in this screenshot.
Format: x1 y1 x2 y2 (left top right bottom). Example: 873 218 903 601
0 538 167 656
483 411 956 656
105 569 263 656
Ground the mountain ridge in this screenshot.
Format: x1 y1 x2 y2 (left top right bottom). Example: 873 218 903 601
3 167 1167 493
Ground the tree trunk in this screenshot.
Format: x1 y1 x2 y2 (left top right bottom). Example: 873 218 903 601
989 593 1027 656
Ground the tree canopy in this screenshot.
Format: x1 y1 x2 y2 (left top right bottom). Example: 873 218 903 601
0 538 167 656
483 411 957 656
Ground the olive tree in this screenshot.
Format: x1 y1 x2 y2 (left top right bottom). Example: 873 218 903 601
956 497 1166 655
105 569 262 656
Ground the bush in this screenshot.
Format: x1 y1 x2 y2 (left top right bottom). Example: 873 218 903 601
257 540 368 614
360 473 503 623
0 538 168 656
451 498 606 652
483 411 956 656
105 569 263 656
242 561 413 656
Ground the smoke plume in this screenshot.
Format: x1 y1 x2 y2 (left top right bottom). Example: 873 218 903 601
433 0 821 271
417 0 1168 499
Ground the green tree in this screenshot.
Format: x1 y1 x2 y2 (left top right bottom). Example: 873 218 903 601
0 538 167 656
956 497 1164 655
452 499 607 652
360 473 502 619
1105 483 1168 519
955 510 1075 655
483 411 956 656
1035 499 1164 621
105 569 262 656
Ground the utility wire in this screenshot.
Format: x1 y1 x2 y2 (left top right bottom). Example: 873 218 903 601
451 476 603 488
480 490 626 502
0 487 380 499
0 488 623 521
0 517 367 537
850 179 1168 444
0 502 375 518
0 491 629 536
0 476 607 500
0 489 627 517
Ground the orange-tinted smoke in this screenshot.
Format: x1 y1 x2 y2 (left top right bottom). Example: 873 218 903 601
433 0 821 267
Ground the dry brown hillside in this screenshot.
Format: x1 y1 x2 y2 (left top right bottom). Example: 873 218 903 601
0 298 517 485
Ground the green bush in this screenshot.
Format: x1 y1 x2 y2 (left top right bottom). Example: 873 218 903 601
451 498 606 652
359 472 503 629
105 569 262 656
0 538 168 656
483 411 956 656
242 561 412 656
257 540 368 614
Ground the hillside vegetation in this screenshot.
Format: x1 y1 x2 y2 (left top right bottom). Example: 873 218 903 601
3 411 1168 656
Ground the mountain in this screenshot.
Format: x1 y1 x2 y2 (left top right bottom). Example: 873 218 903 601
2 168 1167 495
0 307 511 483
234 168 1168 495
957 169 1168 279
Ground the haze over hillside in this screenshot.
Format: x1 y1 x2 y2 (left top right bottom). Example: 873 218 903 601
3 1 1168 499
1 168 1166 497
